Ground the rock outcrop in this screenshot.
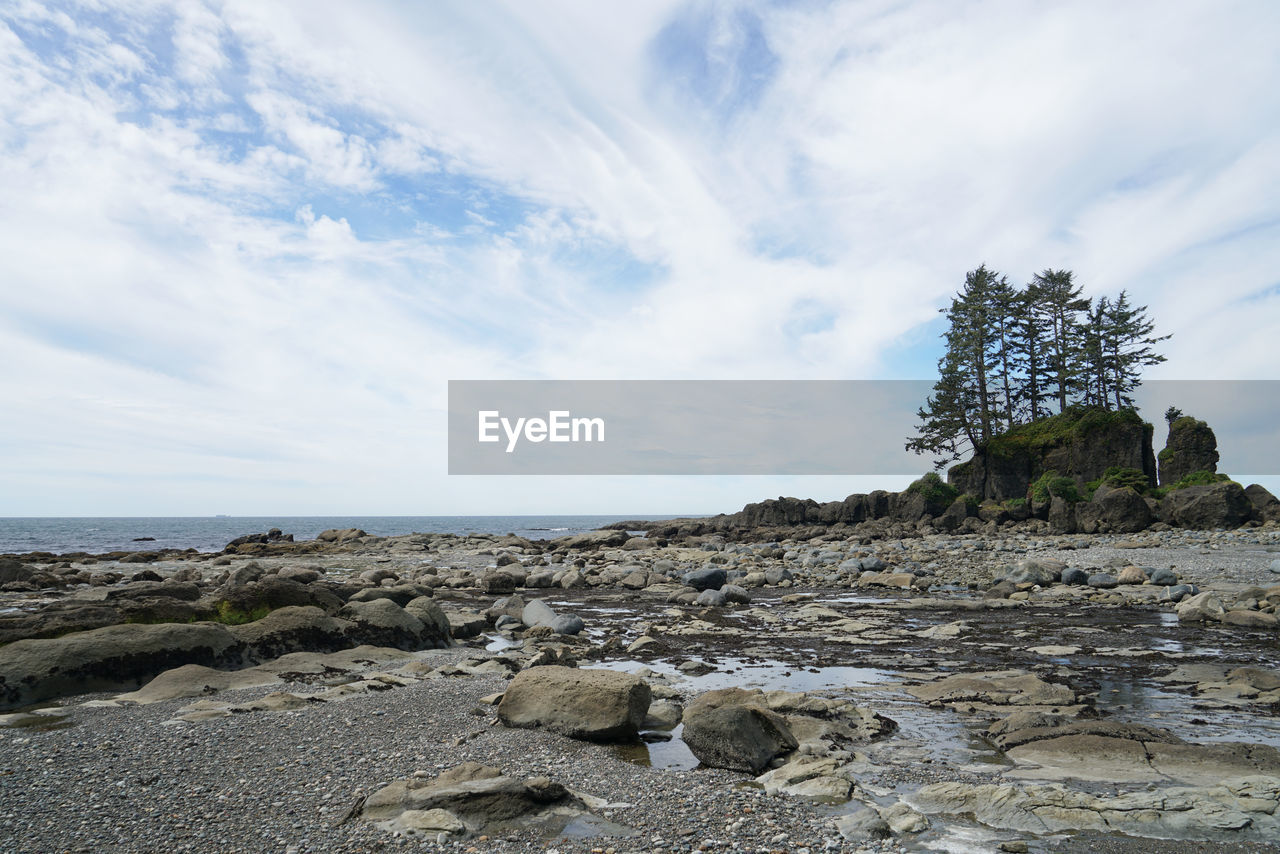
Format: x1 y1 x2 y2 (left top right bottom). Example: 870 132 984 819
1159 416 1219 486
1162 482 1253 529
948 408 1156 502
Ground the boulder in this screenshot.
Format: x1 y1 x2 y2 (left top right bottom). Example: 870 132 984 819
549 530 627 550
835 807 890 842
695 588 726 607
1004 558 1062 587
348 584 430 607
445 611 487 639
0 559 34 585
1090 486 1152 532
1245 484 1280 523
521 599 559 629
316 527 366 543
0 622 240 709
404 597 452 646
681 688 799 773
214 575 343 615
682 567 726 591
1177 592 1226 623
338 599 437 649
1116 566 1148 585
497 666 650 742
1162 482 1252 529
1047 497 1077 534
229 606 352 661
482 571 520 594
1060 567 1089 586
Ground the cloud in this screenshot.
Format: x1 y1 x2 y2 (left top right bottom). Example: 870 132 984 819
0 0 1277 514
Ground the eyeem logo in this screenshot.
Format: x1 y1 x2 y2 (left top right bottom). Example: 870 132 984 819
478 410 606 453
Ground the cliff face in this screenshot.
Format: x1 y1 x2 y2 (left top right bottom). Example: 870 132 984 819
1158 416 1219 486
947 408 1156 502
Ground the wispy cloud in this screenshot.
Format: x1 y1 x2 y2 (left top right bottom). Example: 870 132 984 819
1 0 1277 513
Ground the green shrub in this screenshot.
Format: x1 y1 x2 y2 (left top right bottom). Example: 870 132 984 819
1003 497 1027 509
905 472 960 506
1170 470 1231 490
1031 470 1081 503
1100 466 1149 494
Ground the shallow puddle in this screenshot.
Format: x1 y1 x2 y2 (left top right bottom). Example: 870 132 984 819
612 724 699 770
596 657 891 693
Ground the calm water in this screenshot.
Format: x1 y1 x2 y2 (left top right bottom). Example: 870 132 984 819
0 515 689 555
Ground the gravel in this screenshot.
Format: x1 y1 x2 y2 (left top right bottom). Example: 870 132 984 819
0 663 908 854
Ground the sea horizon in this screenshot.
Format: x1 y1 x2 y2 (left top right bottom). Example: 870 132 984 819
0 514 705 556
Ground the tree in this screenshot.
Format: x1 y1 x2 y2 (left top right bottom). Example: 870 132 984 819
907 264 1172 466
986 272 1022 431
1101 290 1169 409
905 353 979 467
1011 286 1050 421
1165 406 1183 426
1079 295 1111 407
906 265 1006 465
1030 269 1090 412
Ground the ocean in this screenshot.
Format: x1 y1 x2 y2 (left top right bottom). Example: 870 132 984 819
0 515 692 556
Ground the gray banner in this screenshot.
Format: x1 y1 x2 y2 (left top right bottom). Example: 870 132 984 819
447 380 1279 476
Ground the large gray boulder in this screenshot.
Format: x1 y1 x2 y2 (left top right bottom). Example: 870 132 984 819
681 567 726 591
497 665 650 742
1086 486 1152 532
338 599 433 649
213 575 343 615
0 622 240 709
520 599 584 635
1003 558 1063 587
1245 484 1280 523
1162 482 1252 529
680 687 799 773
229 606 351 661
404 596 453 646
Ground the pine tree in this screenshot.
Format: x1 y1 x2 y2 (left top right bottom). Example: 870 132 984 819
1080 295 1111 407
986 272 1022 432
1011 284 1049 422
1102 290 1169 409
1030 269 1090 413
905 354 978 467
907 265 1004 464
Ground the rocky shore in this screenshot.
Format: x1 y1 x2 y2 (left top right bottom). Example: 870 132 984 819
3 518 1280 853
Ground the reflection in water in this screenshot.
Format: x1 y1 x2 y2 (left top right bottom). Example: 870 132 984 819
614 724 699 770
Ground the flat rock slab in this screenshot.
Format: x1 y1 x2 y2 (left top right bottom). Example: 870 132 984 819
908 776 1280 841
906 670 1076 709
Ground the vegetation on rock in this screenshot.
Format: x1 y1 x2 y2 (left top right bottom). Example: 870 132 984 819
904 472 959 507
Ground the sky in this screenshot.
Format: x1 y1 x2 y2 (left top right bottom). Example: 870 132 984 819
1 0 1278 516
